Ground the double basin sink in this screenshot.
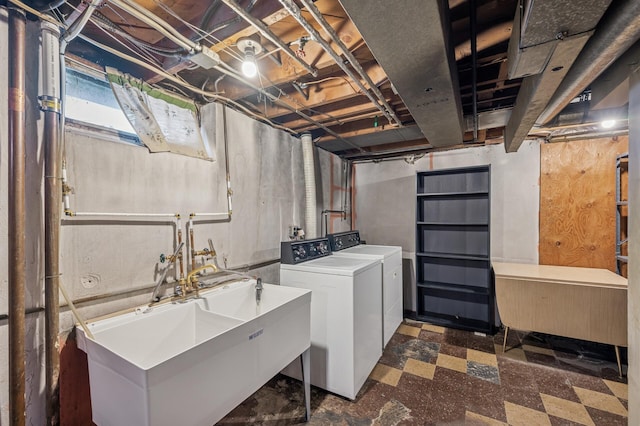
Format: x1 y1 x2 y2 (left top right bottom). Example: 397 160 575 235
76 279 312 426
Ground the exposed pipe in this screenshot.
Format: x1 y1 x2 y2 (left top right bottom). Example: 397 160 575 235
64 211 179 218
278 0 399 126
302 133 317 238
216 62 365 151
538 0 640 124
110 0 197 53
189 103 234 222
60 0 102 52
8 7 27 425
41 20 62 426
321 209 346 237
223 104 233 216
219 0 318 77
298 0 402 127
189 212 229 220
470 0 478 141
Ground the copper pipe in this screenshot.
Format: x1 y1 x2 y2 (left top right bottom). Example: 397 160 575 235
189 226 196 270
8 6 27 426
177 229 185 280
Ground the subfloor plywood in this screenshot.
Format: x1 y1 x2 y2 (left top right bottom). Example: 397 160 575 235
539 136 628 272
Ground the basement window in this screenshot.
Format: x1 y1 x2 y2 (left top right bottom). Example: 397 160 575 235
65 65 214 161
65 66 141 145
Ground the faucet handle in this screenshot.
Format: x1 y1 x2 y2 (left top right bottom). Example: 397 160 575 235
207 238 217 256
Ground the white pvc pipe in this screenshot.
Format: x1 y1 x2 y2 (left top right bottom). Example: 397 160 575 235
301 133 317 238
190 212 230 220
68 212 177 218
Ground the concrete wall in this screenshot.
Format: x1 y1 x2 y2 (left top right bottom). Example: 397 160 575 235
0 22 347 421
353 141 540 313
627 68 639 426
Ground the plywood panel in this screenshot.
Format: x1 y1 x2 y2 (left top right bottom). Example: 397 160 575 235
540 136 629 271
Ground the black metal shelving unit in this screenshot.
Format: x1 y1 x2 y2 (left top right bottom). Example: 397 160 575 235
416 166 494 333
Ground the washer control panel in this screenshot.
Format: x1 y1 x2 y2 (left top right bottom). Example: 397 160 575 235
281 237 331 264
328 230 361 252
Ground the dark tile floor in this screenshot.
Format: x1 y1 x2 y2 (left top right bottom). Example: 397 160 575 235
217 319 628 425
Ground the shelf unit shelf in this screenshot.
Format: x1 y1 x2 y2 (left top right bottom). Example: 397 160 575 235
416 252 489 261
416 166 494 334
417 222 489 226
417 190 489 197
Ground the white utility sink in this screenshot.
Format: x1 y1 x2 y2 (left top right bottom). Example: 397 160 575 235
76 279 311 426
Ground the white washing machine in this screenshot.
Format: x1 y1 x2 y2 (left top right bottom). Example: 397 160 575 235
328 231 403 348
280 237 382 400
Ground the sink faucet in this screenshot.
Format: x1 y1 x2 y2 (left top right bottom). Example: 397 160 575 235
255 278 263 305
150 241 185 305
182 263 219 300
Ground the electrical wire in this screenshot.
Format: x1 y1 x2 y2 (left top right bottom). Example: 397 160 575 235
76 34 297 135
301 76 360 94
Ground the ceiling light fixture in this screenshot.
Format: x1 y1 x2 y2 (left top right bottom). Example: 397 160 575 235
237 37 262 78
601 119 616 129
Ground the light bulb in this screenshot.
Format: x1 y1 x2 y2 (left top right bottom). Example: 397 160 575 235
241 47 257 78
242 60 257 78
601 119 616 129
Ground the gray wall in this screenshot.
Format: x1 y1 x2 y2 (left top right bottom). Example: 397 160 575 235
627 67 639 425
0 23 347 421
353 141 541 312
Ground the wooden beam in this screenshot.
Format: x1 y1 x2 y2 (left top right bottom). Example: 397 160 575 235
148 6 291 84
250 63 387 119
278 88 396 128
215 19 372 100
315 116 407 142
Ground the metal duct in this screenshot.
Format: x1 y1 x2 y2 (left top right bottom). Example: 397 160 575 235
503 0 613 151
505 32 591 152
590 40 640 110
507 0 612 79
339 0 464 147
8 6 27 425
538 0 640 124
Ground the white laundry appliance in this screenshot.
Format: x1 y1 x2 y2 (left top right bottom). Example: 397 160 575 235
280 237 382 400
328 231 403 348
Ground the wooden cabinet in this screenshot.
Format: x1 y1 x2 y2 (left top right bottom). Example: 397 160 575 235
416 166 494 333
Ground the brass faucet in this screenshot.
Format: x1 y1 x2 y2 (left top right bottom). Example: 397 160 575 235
180 263 219 300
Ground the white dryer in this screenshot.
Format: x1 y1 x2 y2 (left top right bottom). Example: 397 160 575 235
280 237 382 400
328 231 403 348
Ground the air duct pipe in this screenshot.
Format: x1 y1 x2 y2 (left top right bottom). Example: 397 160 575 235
538 0 640 124
8 6 27 425
41 20 62 426
301 133 317 238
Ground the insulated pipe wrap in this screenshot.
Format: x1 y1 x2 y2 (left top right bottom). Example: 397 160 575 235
301 133 317 238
